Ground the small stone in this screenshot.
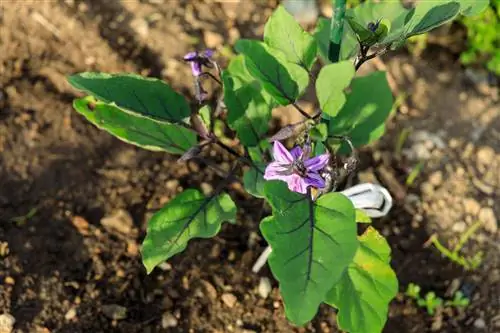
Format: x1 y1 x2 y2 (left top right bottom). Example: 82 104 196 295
201 280 217 300
478 207 498 233
428 171 443 187
221 293 237 308
204 31 223 48
257 277 272 299
0 313 15 333
200 182 213 195
474 318 486 330
4 276 14 285
72 216 90 236
0 242 9 257
100 209 134 235
476 146 495 167
464 198 481 215
126 241 139 256
65 308 77 321
452 221 467 233
102 304 127 320
161 312 178 328
165 179 179 191
158 262 172 271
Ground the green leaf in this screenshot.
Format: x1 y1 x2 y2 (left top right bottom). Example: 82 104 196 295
458 0 489 16
405 2 460 38
73 96 196 154
235 40 309 105
261 181 358 325
328 71 393 147
264 6 317 70
314 18 358 62
309 123 328 142
222 72 272 146
326 227 398 333
68 72 191 123
316 61 355 117
243 162 266 198
355 209 372 224
142 189 237 273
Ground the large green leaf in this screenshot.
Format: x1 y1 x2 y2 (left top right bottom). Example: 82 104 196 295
142 189 237 273
264 5 317 70
74 96 196 154
261 181 358 325
405 1 461 38
328 71 393 147
223 71 272 146
326 227 398 333
316 61 355 117
458 0 489 16
314 18 358 62
235 40 309 106
68 72 190 123
242 162 266 198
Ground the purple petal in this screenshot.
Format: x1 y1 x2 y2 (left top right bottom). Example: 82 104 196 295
304 154 329 172
190 62 202 77
288 174 307 194
264 162 291 180
304 172 325 189
290 146 302 160
183 51 198 61
272 141 293 164
203 49 214 58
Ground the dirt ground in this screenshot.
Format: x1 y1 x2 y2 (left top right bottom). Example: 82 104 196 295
0 1 499 333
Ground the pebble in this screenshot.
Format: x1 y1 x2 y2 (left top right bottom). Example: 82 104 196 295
102 304 127 320
165 179 179 191
452 221 467 233
476 146 495 168
221 293 237 308
100 209 134 235
130 18 149 38
64 308 77 321
4 277 14 285
258 277 272 299
161 312 178 328
474 318 486 330
158 262 172 271
428 171 443 187
464 198 481 215
200 182 213 195
478 207 498 233
0 313 15 333
421 182 434 197
201 280 217 300
72 216 90 236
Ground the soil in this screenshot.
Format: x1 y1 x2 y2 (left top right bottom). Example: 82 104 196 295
0 1 499 333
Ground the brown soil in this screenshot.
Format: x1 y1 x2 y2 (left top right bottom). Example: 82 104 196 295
0 1 498 333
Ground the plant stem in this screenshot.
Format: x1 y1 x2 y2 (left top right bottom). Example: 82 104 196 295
328 0 346 63
292 102 312 119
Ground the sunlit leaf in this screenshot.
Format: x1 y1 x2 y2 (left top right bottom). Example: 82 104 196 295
142 189 236 273
261 181 358 325
235 40 309 105
264 5 317 69
68 72 190 123
316 61 355 117
74 96 196 154
326 227 398 333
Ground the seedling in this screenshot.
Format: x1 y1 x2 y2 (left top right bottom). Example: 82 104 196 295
66 1 488 331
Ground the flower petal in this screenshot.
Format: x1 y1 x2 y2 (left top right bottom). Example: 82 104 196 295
288 174 307 194
272 141 293 163
304 172 325 189
183 51 198 61
290 146 302 160
190 62 203 76
264 162 290 180
203 49 214 58
304 153 329 172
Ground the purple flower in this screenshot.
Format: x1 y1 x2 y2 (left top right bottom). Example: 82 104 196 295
183 49 214 77
264 141 330 194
